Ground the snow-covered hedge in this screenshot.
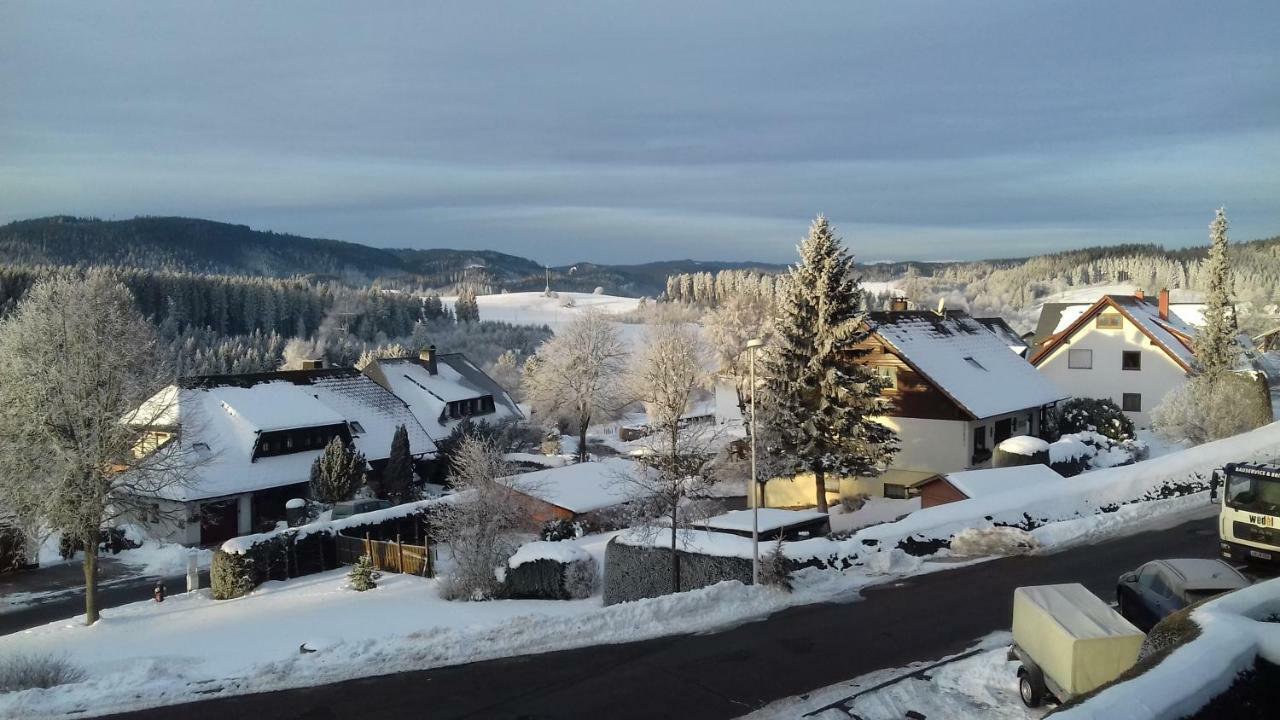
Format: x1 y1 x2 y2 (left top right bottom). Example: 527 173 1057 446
504 542 597 600
603 537 756 605
1055 577 1280 720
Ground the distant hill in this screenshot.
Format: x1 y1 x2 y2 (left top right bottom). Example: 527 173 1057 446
0 216 787 296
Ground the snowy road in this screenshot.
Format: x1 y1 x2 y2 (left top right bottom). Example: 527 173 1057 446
101 516 1223 720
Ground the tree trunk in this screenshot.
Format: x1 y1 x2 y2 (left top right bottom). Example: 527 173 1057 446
578 414 590 463
814 463 828 512
670 508 680 593
83 534 100 625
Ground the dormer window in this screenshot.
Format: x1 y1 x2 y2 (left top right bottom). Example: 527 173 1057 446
349 421 366 435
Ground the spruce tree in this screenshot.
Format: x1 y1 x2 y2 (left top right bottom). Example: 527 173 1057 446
348 554 380 591
380 424 417 505
1194 208 1237 380
759 216 898 512
309 436 365 504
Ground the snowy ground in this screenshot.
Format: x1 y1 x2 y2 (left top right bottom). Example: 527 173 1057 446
829 497 920 534
742 632 1043 720
0 533 917 719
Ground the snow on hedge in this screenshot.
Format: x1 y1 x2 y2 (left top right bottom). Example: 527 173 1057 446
997 435 1049 456
1056 577 1280 720
508 541 592 569
221 496 455 554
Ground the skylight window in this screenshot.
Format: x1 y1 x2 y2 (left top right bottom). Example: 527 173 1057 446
963 356 987 371
193 442 210 452
349 421 366 435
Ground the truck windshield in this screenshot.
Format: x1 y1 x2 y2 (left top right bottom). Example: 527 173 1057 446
1225 472 1280 515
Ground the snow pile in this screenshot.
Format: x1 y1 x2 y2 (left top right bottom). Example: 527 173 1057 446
950 527 1040 557
1048 434 1092 463
863 547 923 575
1056 577 1280 720
115 539 212 577
998 435 1050 456
508 541 592 569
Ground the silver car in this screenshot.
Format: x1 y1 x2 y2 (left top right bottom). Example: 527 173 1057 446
1116 558 1250 631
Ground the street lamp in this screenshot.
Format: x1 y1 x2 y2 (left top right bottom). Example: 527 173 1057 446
744 337 765 585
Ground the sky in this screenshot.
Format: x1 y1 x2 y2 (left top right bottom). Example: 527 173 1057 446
1 1 1277 265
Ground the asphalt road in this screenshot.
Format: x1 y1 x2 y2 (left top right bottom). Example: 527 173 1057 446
101 515 1225 720
0 570 210 635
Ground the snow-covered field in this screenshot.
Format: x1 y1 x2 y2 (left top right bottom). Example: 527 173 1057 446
742 632 1043 720
443 291 642 333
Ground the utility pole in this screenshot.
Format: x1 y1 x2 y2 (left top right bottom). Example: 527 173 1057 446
745 337 765 584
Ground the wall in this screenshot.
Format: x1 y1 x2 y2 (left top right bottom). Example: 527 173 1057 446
127 497 201 546
917 478 967 508
1036 313 1188 427
873 416 971 474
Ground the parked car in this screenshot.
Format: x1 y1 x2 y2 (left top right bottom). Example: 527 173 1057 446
1009 583 1145 707
1116 558 1250 632
330 499 392 520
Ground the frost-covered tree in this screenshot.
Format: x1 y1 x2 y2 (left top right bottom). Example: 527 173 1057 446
523 311 629 462
704 293 772 425
1153 374 1271 446
309 437 365 504
454 287 480 323
0 275 195 625
1195 208 1238 380
355 343 409 370
486 349 523 400
759 216 898 512
437 436 524 600
379 424 417 505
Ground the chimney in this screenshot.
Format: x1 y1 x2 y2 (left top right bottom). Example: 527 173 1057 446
1134 288 1144 301
300 359 324 370
1158 288 1170 320
420 345 438 375
889 297 909 313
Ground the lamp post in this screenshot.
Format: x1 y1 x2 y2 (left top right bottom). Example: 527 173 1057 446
744 337 765 584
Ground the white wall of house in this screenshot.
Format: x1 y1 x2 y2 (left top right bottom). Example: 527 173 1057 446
874 416 971 474
1036 315 1188 427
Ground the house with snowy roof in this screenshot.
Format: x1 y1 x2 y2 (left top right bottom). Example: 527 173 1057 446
361 346 523 436
1028 290 1203 426
849 309 1068 498
129 367 438 546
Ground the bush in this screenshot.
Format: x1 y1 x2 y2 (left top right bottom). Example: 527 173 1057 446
504 556 598 600
758 539 792 591
210 549 256 600
348 554 380 591
1055 398 1135 442
539 519 580 541
0 653 86 693
1153 373 1272 446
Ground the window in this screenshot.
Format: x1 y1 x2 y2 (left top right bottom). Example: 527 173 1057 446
1097 314 1122 329
874 366 898 390
349 421 366 435
1122 393 1142 412
883 483 908 499
963 356 987 371
1068 349 1093 369
1138 567 1171 597
1122 351 1141 371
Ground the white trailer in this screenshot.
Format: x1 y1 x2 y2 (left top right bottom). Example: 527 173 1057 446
1009 583 1145 707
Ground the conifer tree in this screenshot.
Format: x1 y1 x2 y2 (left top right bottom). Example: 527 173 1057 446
309 436 365 504
454 287 480 323
348 554 380 591
380 424 416 505
1195 208 1237 380
759 216 898 512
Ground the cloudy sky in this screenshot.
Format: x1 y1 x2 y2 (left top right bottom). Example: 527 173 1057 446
2 1 1277 264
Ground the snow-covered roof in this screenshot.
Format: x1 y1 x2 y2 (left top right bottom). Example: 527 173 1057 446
975 317 1029 355
702 508 828 534
868 311 1067 419
1029 295 1199 372
508 458 647 514
942 465 1064 499
367 354 522 433
139 369 437 502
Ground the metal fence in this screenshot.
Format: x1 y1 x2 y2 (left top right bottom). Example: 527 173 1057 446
335 532 434 577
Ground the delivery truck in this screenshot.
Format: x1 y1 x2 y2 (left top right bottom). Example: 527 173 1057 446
1008 583 1145 707
1210 462 1280 566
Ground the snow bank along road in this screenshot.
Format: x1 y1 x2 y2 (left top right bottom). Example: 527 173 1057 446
103 516 1222 720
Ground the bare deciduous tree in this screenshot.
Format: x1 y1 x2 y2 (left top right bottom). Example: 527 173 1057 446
703 293 772 425
523 311 629 462
436 436 524 600
0 274 195 625
618 323 720 591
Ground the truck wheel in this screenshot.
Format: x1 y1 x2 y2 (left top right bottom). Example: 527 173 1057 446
1019 669 1044 708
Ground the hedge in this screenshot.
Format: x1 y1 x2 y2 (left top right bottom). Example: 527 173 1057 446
603 538 755 606
504 557 598 600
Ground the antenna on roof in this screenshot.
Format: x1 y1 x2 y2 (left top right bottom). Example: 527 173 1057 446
935 297 946 317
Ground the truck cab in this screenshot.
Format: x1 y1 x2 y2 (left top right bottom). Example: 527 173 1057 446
1212 462 1280 566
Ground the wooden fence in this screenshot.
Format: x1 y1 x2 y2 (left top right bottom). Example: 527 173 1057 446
335 532 434 577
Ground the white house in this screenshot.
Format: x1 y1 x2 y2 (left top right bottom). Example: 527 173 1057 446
1028 290 1197 427
130 368 439 546
361 347 523 436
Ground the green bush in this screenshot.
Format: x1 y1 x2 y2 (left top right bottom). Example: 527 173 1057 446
348 555 380 591
210 550 256 600
1055 397 1136 442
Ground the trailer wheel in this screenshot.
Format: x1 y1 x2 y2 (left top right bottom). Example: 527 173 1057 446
1018 667 1044 708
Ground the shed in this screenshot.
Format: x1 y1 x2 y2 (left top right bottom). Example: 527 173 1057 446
914 465 1064 508
700 508 830 541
